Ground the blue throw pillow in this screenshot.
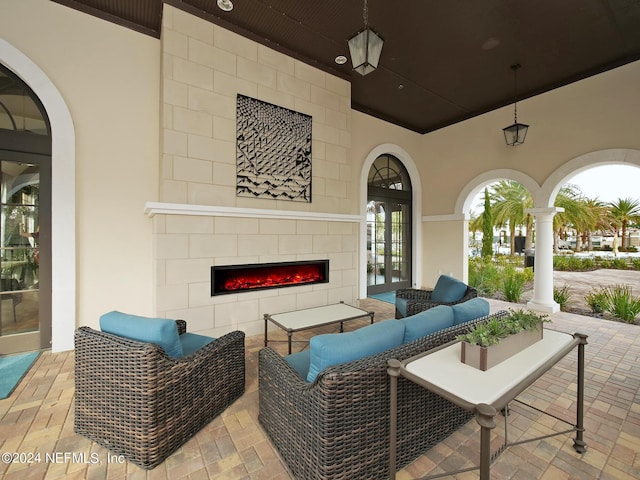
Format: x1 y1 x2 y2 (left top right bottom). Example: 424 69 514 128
431 275 468 303
451 298 490 325
306 319 405 383
100 311 184 358
401 305 454 343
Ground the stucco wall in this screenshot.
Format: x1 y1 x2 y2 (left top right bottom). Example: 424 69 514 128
0 0 160 336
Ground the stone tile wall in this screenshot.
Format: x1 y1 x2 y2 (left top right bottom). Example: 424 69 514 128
155 5 358 336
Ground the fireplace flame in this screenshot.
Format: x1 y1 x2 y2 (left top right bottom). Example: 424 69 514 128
222 264 324 292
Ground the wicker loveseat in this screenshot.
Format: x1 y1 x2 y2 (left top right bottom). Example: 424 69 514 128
74 314 245 469
259 308 508 480
395 275 478 319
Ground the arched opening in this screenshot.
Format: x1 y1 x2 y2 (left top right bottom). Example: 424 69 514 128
366 154 412 296
0 64 51 354
1 38 76 353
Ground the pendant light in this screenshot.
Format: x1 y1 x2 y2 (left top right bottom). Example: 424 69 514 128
503 64 529 146
348 0 384 76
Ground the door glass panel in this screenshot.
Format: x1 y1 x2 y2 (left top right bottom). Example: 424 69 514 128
391 202 410 284
367 200 386 287
0 161 40 338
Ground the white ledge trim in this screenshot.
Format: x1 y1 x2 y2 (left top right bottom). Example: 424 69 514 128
422 213 468 222
144 202 363 223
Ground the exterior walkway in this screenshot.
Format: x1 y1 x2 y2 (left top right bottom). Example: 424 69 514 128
0 298 639 479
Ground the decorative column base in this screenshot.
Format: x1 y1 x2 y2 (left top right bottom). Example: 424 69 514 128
526 299 561 313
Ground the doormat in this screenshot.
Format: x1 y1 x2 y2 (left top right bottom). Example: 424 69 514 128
368 291 396 304
0 351 40 399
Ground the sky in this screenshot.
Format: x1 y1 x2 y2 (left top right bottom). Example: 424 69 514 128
565 165 640 204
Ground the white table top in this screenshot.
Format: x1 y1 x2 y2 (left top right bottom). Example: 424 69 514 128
404 329 575 407
266 303 371 331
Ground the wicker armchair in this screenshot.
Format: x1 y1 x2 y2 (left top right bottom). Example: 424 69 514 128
74 321 245 469
395 285 478 318
259 310 507 480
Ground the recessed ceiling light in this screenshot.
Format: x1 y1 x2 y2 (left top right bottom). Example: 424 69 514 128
335 55 348 65
217 0 233 12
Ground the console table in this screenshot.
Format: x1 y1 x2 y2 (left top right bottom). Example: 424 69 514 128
264 301 374 354
388 329 588 479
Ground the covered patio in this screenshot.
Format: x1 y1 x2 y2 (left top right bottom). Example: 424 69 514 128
1 298 638 479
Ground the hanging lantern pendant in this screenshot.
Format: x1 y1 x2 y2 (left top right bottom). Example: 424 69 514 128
503 64 529 146
348 0 384 76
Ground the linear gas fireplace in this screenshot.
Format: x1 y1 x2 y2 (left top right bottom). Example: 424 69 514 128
211 260 329 296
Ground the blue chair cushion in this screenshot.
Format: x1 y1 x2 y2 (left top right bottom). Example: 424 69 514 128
431 275 468 303
395 297 408 318
180 332 215 357
99 311 184 358
307 319 405 383
451 298 490 325
284 350 311 379
401 305 454 343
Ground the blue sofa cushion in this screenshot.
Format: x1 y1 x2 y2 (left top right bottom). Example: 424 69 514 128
431 275 468 303
180 332 215 357
100 311 184 358
401 305 454 343
451 297 490 325
395 297 408 317
307 319 405 383
284 350 311 379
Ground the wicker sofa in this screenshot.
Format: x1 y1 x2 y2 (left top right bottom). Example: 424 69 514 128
259 306 508 480
74 315 245 469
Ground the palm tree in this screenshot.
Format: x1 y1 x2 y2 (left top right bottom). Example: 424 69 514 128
578 198 618 251
553 184 589 252
609 197 640 248
490 180 533 254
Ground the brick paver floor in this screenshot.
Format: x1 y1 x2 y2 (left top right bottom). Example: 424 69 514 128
1 297 639 479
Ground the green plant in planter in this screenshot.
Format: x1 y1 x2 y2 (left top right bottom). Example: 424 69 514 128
457 309 550 348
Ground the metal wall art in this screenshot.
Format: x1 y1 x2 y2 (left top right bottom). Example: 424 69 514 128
236 94 312 202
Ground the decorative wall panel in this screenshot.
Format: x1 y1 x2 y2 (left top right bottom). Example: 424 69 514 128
236 94 312 202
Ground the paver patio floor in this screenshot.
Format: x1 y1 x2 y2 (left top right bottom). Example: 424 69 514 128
1 295 639 479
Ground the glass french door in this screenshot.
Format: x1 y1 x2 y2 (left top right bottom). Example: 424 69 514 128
0 152 50 354
367 197 411 295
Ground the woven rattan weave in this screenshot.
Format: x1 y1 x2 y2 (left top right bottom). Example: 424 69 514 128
74 323 245 469
259 310 507 480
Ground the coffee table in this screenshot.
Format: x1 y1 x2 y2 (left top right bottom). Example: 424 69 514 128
263 301 375 354
387 329 588 479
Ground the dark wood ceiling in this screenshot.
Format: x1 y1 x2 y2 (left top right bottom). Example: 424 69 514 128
52 0 640 134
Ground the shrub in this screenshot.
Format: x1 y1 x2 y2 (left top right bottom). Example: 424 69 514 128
611 258 629 270
599 259 614 269
585 287 608 314
468 257 502 296
603 284 640 323
501 263 528 303
632 258 640 270
554 285 572 311
553 256 571 271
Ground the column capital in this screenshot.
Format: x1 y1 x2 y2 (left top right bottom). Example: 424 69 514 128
525 206 564 216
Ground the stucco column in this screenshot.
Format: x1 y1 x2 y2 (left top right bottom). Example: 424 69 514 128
526 207 564 313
